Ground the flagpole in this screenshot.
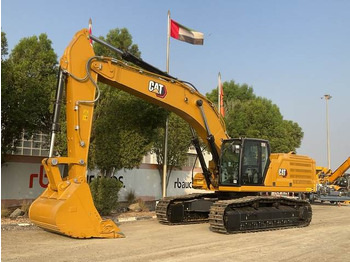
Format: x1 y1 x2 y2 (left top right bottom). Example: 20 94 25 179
162 10 171 198
166 10 170 73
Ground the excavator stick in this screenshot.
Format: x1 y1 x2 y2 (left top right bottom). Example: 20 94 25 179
29 159 124 239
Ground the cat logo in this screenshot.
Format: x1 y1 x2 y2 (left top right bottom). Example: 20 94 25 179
278 168 288 177
148 80 167 98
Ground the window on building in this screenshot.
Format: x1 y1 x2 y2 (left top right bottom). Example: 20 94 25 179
185 153 200 168
12 132 50 157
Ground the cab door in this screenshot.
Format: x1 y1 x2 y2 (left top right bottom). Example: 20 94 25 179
241 139 270 186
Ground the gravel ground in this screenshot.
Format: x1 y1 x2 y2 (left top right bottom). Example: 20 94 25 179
1 204 349 262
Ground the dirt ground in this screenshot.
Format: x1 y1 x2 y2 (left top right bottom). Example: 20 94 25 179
1 204 350 262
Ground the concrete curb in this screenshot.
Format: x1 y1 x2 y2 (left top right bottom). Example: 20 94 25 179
1 215 157 229
115 215 157 223
1 223 37 230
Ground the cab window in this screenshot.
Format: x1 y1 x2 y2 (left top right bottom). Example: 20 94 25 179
220 141 240 185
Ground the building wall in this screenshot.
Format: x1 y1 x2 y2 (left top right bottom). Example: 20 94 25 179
1 155 211 208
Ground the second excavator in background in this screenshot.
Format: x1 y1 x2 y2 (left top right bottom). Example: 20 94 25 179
313 157 350 204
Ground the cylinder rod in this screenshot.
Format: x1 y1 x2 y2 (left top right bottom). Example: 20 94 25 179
49 69 65 157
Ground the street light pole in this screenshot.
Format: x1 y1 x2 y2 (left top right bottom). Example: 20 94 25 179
322 94 332 170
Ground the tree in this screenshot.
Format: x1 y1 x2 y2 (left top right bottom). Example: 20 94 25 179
94 28 141 58
206 80 255 114
1 33 58 159
87 28 167 176
1 32 8 60
92 87 167 175
90 176 123 215
206 81 303 153
152 113 193 188
273 120 303 153
1 32 10 158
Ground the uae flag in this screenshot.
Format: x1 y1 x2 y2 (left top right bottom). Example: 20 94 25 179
170 19 204 45
88 18 93 46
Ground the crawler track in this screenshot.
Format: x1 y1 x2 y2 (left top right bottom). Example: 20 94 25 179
209 196 312 234
156 193 217 225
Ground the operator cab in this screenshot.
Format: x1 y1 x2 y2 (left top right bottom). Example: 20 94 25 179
219 138 270 186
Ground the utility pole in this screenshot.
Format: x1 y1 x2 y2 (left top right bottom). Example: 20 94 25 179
322 94 332 170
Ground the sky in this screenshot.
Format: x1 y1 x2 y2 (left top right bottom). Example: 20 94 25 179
2 0 349 170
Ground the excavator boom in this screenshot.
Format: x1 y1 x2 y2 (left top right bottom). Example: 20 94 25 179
328 157 350 184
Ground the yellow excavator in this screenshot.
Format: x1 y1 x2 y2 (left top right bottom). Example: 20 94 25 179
29 28 317 238
313 157 350 204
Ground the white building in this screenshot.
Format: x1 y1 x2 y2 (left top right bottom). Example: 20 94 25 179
1 133 211 208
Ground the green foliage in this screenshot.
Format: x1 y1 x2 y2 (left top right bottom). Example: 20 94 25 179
90 87 167 175
54 104 67 156
49 27 168 174
126 190 137 204
206 80 255 114
94 28 141 58
1 32 58 159
206 80 303 153
274 120 304 152
87 28 167 174
153 113 193 187
89 177 123 216
45 27 166 171
1 31 8 59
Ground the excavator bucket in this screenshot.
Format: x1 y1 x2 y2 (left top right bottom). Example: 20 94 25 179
29 158 124 239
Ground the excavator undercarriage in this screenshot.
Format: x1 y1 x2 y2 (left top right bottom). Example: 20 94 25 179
156 193 217 224
156 194 312 234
